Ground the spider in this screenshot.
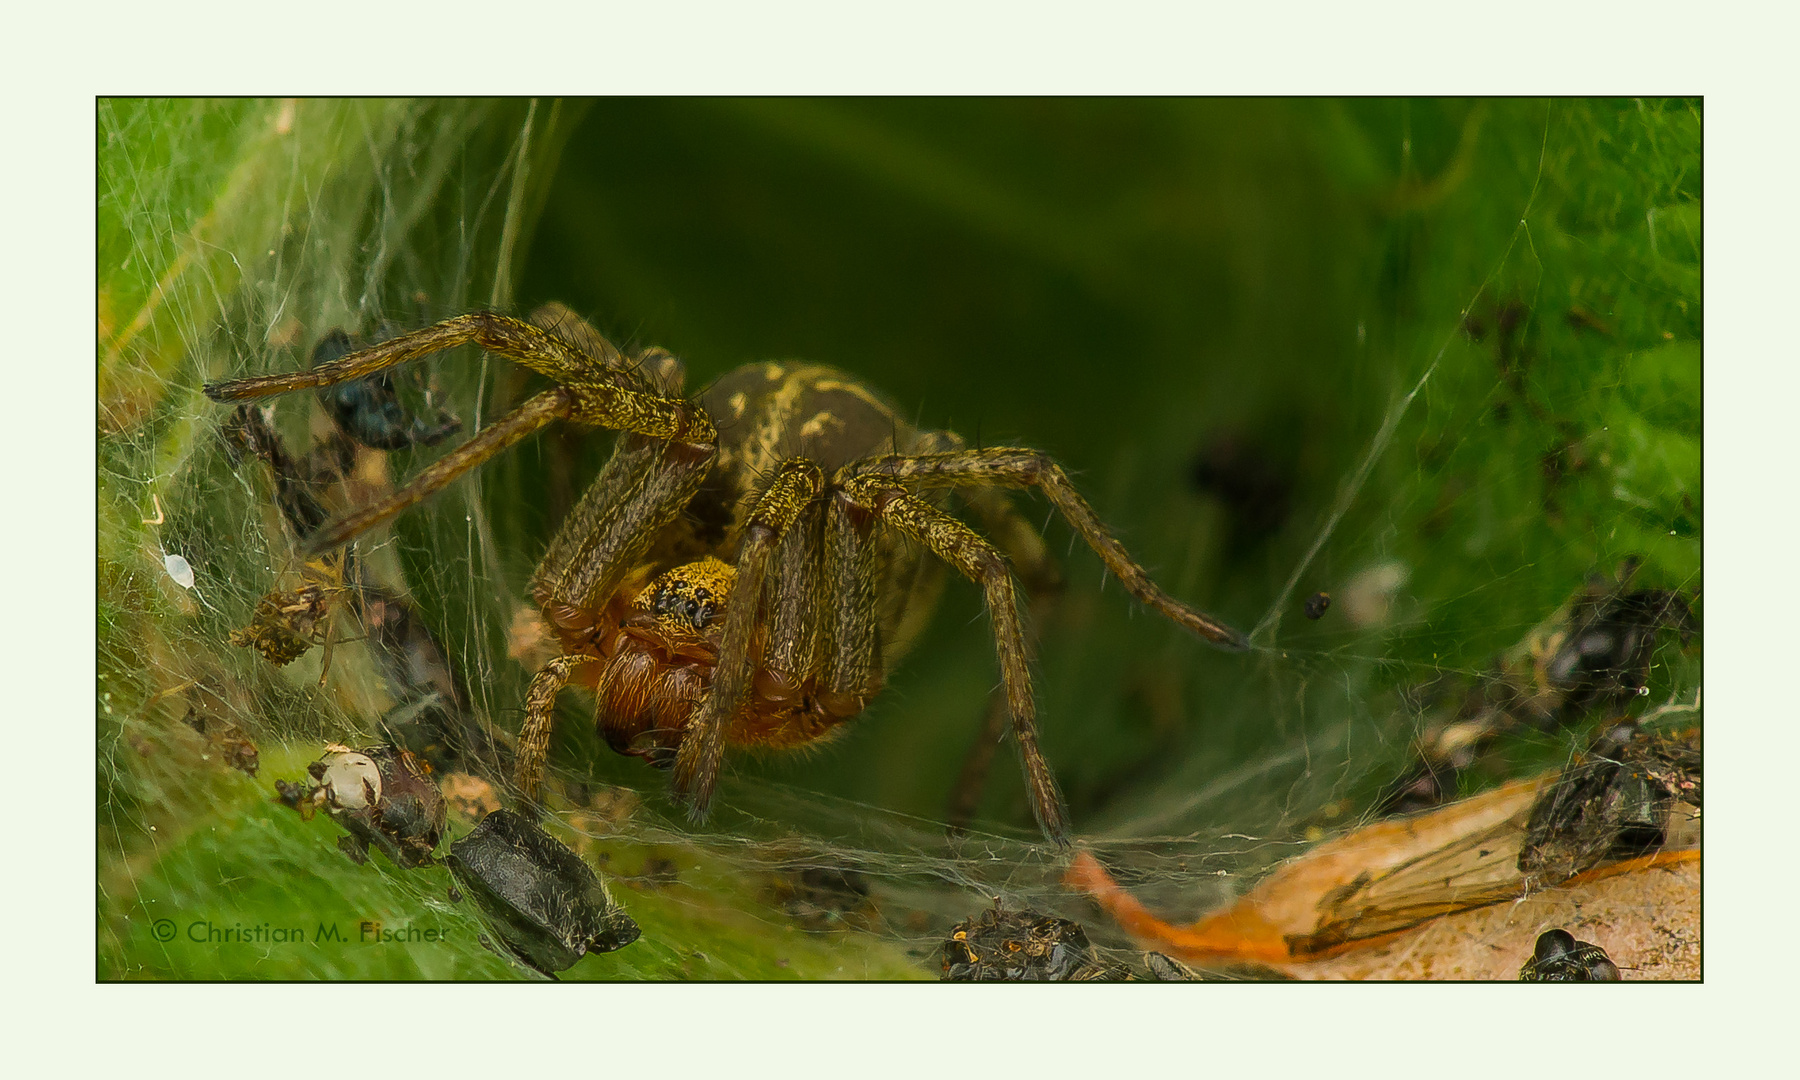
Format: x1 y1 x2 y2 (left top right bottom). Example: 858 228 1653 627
204 304 1248 842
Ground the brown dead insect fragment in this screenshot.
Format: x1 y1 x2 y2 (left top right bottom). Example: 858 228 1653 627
1519 723 1701 885
176 684 263 777
230 583 329 665
276 745 445 868
215 725 261 777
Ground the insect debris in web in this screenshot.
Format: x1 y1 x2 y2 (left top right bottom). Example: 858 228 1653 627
445 808 641 978
1517 721 1700 887
1518 928 1620 982
940 900 1126 981
218 384 501 776
274 744 446 869
310 326 463 451
1377 559 1697 816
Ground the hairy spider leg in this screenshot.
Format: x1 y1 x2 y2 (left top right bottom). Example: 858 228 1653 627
820 484 885 716
910 432 1067 600
516 654 600 801
671 459 826 817
305 391 569 554
849 447 1249 651
516 436 718 800
202 312 716 556
899 433 1077 831
205 311 654 403
532 435 717 616
529 302 685 396
760 502 826 701
946 497 1066 832
835 473 1073 844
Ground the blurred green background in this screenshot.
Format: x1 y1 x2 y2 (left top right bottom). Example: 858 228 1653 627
98 98 1700 979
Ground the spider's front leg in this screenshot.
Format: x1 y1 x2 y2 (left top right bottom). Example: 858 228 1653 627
204 311 712 557
670 460 826 818
516 434 722 802
515 655 599 801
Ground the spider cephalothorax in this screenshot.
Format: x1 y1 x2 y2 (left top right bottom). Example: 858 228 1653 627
579 557 742 767
206 303 1246 843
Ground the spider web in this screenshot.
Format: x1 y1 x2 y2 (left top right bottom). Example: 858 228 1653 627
97 98 1701 981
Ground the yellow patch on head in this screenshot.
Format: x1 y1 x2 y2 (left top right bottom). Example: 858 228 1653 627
633 556 737 638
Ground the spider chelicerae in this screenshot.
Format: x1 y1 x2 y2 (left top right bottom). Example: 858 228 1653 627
205 304 1247 843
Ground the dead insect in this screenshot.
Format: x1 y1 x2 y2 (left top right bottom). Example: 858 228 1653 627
229 574 332 667
1533 562 1697 717
446 808 640 977
1519 722 1700 884
205 304 1246 842
310 327 462 450
228 556 359 689
1303 591 1331 620
221 400 497 772
275 744 446 868
179 694 262 778
1519 928 1620 982
1377 561 1696 817
940 901 1124 981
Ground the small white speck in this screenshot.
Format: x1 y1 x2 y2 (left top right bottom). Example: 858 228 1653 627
164 554 195 589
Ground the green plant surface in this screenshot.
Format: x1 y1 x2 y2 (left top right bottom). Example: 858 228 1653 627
105 749 925 980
